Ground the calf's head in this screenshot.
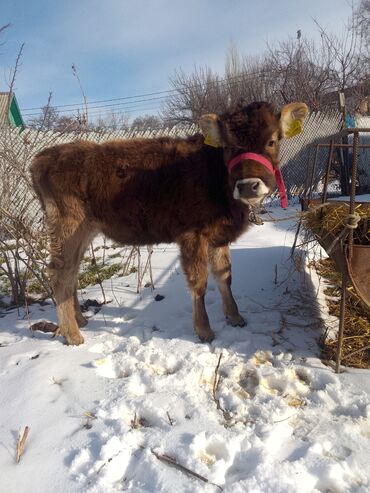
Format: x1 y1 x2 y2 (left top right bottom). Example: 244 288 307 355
199 101 308 206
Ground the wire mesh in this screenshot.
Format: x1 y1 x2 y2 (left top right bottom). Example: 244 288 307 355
1 112 370 232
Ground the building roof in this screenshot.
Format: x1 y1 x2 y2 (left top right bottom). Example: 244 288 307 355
0 92 25 128
0 92 10 126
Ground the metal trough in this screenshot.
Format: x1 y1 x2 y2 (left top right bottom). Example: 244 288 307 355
305 199 370 309
303 127 370 372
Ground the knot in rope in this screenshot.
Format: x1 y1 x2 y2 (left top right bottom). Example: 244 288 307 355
327 211 361 254
345 213 361 229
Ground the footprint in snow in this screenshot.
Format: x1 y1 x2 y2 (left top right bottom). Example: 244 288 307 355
217 351 312 412
93 354 135 379
189 432 242 484
93 347 181 382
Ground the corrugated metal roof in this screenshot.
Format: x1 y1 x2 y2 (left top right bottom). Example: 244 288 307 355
0 92 25 129
0 92 13 126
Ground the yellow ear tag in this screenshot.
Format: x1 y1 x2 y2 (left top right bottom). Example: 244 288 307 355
204 133 219 147
286 119 302 138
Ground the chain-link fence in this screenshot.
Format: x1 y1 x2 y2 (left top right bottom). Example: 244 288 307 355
1 111 370 232
280 110 342 197
1 110 369 304
352 115 370 192
1 124 197 303
280 111 370 201
0 123 197 232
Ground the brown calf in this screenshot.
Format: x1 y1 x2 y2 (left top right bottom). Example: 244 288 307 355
31 101 308 345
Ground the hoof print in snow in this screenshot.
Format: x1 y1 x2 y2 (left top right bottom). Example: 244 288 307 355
154 294 165 301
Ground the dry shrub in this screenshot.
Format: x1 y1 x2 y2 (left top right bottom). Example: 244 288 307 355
0 123 155 308
0 126 54 304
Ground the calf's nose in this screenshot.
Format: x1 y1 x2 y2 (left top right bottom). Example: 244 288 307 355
234 178 270 201
238 180 262 195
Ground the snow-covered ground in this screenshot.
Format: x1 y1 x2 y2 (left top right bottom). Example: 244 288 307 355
1 207 370 493
330 194 370 202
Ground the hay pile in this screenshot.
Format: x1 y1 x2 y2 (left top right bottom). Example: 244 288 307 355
301 201 370 368
302 201 370 246
316 258 370 369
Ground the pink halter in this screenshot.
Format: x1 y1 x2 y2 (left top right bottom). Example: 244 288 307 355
228 152 288 209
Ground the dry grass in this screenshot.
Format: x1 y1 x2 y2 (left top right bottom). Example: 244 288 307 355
302 201 370 368
302 202 370 245
15 426 30 463
316 258 370 369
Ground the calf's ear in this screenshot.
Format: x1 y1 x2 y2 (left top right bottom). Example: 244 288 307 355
279 103 309 138
199 114 223 148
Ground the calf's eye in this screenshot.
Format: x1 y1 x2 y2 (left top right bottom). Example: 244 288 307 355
268 140 275 147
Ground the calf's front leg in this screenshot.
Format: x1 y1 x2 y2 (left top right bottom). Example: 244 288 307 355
73 287 88 327
208 245 245 327
179 234 215 342
46 218 93 345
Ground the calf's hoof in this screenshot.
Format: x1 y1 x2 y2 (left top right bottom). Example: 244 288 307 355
76 314 88 327
227 314 246 327
63 330 85 346
196 327 215 343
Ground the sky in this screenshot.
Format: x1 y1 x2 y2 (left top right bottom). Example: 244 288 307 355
1 0 354 123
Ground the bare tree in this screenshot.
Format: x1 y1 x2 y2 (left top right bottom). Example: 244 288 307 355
162 39 333 123
266 36 335 110
131 114 163 130
93 110 130 131
353 0 370 113
55 115 87 132
28 103 89 132
224 44 273 105
28 105 61 130
71 63 88 127
161 66 225 124
162 2 369 122
314 3 367 112
0 23 11 43
355 0 370 59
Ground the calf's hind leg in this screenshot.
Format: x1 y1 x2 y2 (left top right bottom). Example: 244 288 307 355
47 206 93 345
179 233 214 342
208 245 245 327
72 240 96 328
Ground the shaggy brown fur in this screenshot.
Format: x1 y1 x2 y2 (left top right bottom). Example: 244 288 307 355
31 101 308 345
